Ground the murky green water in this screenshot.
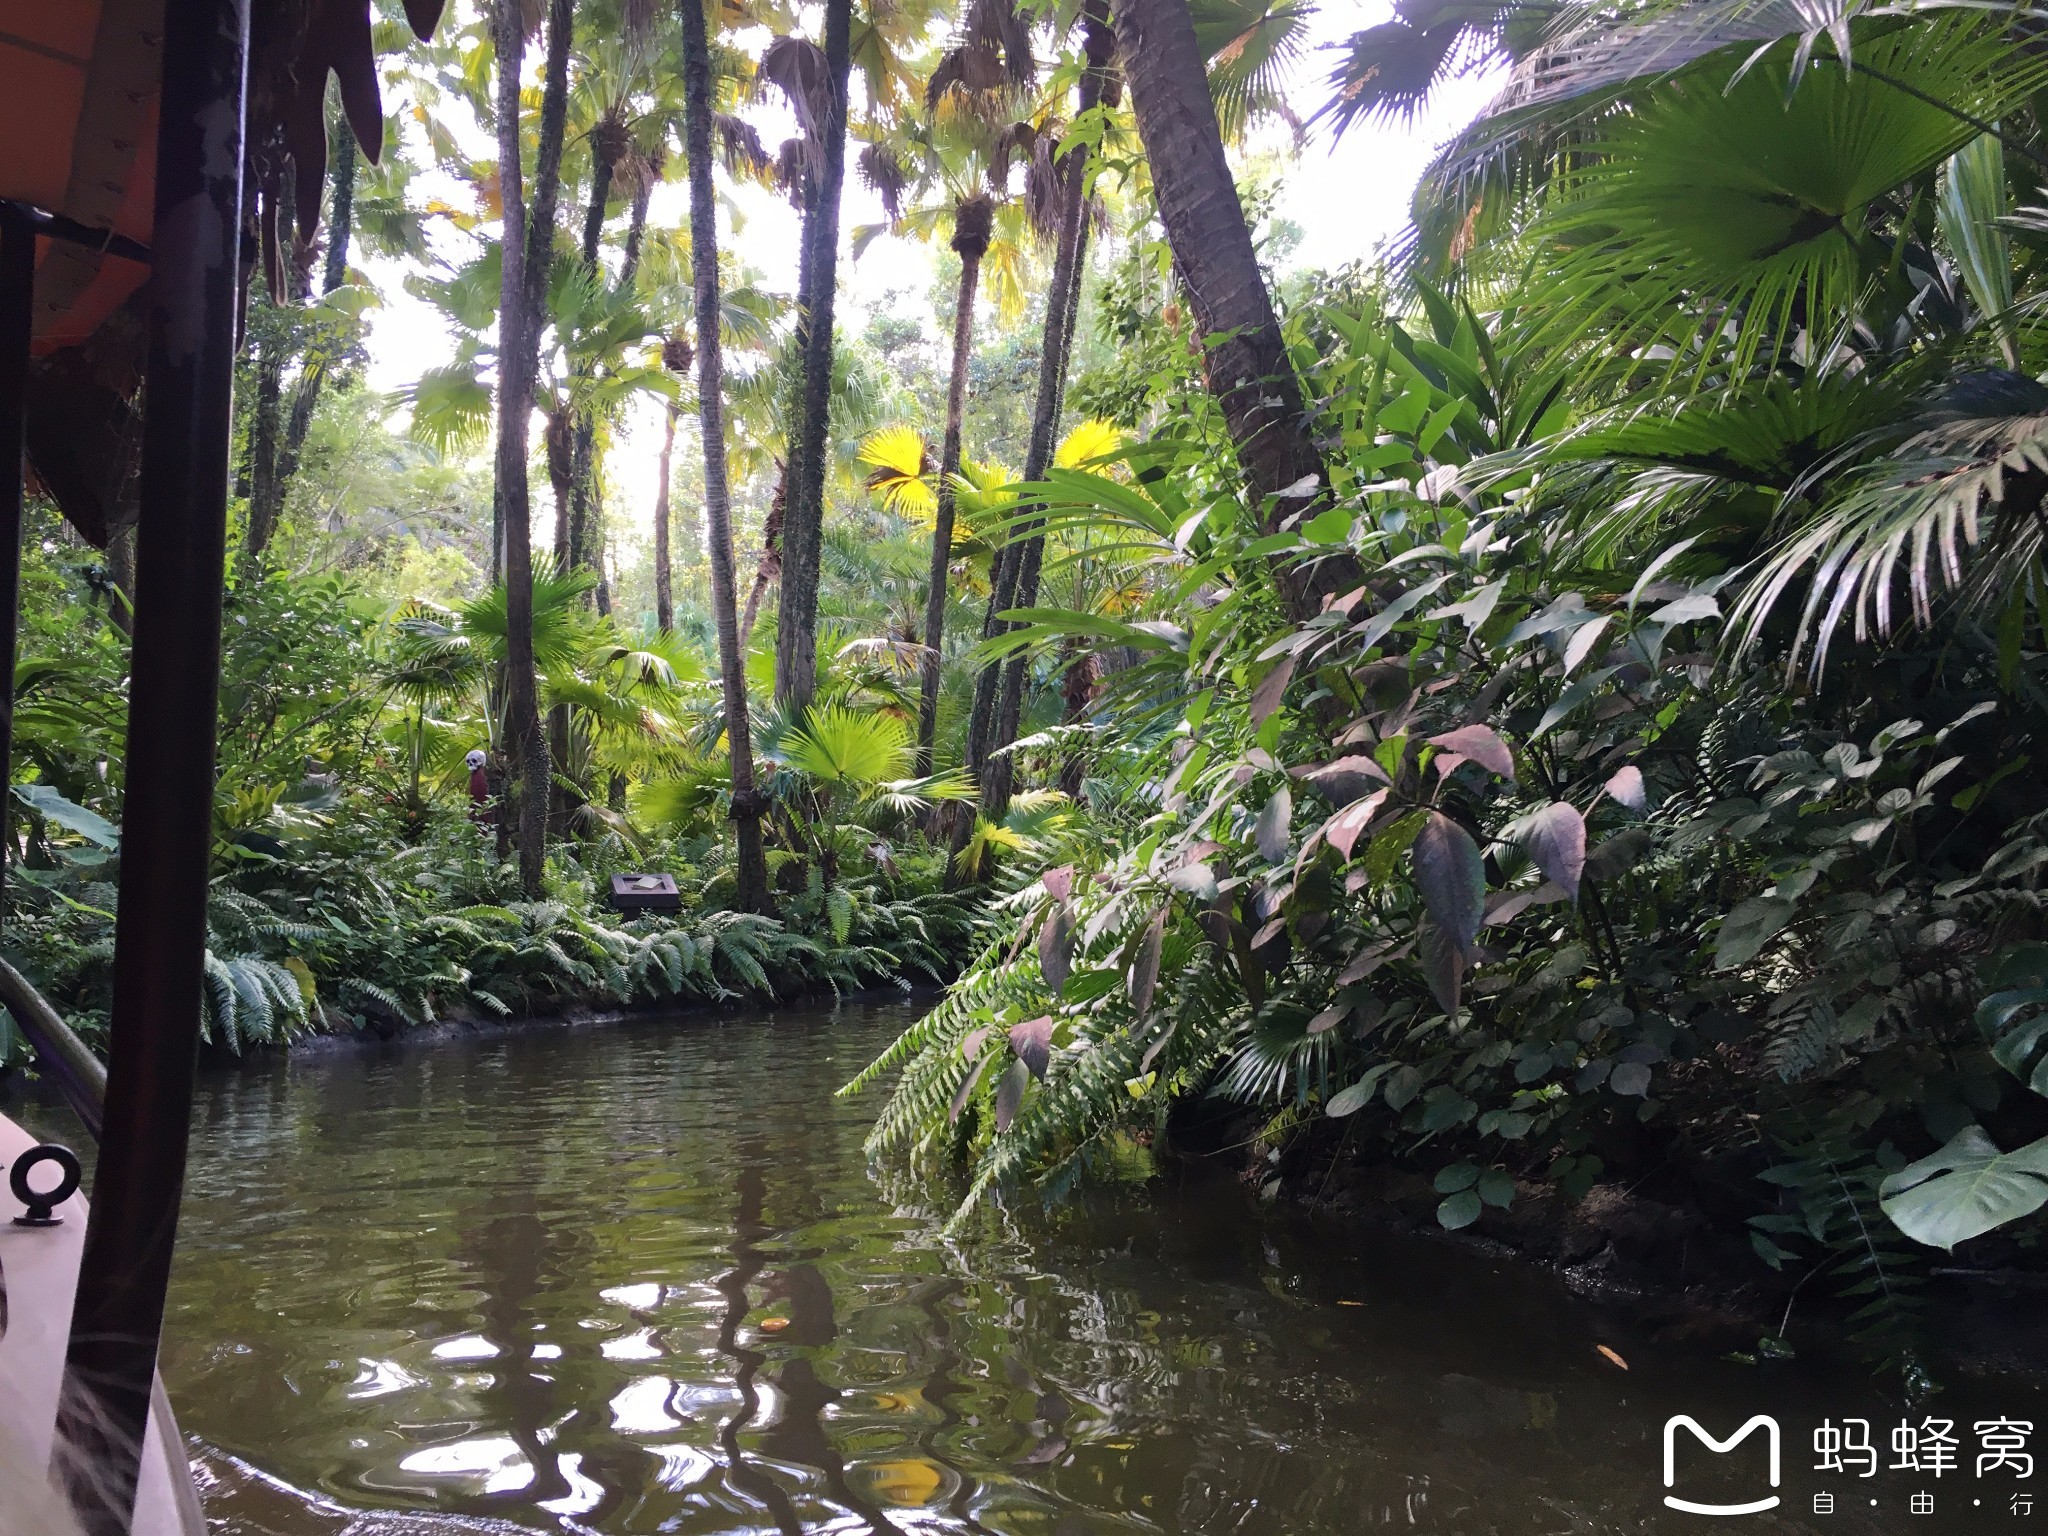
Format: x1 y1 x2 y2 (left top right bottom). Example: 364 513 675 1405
12 999 2048 1532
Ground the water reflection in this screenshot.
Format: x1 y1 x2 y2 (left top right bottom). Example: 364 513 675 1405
2 998 2035 1532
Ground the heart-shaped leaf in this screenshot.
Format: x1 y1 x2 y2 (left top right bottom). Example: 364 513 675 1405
1522 802 1586 902
1042 865 1075 902
1009 1015 1054 1079
1606 765 1646 811
1427 725 1515 781
1412 812 1485 958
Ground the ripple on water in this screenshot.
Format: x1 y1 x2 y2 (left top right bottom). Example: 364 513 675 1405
0 999 2004 1534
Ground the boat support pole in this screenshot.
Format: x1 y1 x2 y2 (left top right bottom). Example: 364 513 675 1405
0 203 30 923
54 1 249 1530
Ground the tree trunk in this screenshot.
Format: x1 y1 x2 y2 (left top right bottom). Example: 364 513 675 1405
495 0 551 897
741 464 786 643
1109 0 1351 619
682 0 772 913
914 211 987 777
267 125 357 547
955 10 1111 845
771 0 851 714
242 329 285 574
565 132 620 595
653 402 677 630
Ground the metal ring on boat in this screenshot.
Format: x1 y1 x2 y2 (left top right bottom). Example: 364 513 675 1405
8 1143 82 1226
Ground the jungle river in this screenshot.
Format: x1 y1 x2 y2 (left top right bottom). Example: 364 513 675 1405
11 998 2048 1533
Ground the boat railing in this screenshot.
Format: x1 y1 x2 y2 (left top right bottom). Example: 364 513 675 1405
0 957 106 1142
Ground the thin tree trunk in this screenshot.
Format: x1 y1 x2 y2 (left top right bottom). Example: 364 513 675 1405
772 0 851 714
621 170 653 285
955 12 1110 846
242 329 285 573
1108 0 1352 618
565 133 619 593
653 402 677 630
741 465 786 643
496 0 550 897
267 124 357 544
682 0 771 913
914 216 986 776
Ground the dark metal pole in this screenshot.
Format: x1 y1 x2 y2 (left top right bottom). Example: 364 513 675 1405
0 207 32 924
54 0 249 1529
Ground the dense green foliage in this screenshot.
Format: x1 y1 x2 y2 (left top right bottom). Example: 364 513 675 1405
840 4 2048 1368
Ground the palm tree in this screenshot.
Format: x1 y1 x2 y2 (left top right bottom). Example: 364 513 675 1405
761 6 855 714
681 0 772 912
874 94 1037 774
653 329 693 632
1107 0 1347 621
945 0 1111 837
493 0 554 894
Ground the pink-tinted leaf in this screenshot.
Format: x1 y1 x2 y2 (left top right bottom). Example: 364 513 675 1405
1607 765 1646 811
1325 789 1390 859
1254 786 1293 863
1042 865 1075 902
948 1053 989 1123
1483 882 1569 927
1307 1003 1349 1034
1412 812 1486 958
961 1026 991 1061
1251 915 1288 950
1427 725 1515 781
1250 656 1296 725
1038 904 1075 993
1418 919 1466 1014
1522 802 1586 902
1009 1015 1054 1079
1129 909 1166 1014
1307 754 1389 805
994 1059 1029 1132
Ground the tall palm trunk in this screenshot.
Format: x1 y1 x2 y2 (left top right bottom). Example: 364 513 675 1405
495 0 551 897
1108 0 1351 619
914 198 991 776
654 329 692 632
955 8 1112 844
681 0 772 913
653 402 679 631
772 0 851 714
566 121 627 602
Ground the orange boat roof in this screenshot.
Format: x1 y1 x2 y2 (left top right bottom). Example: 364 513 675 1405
0 0 444 356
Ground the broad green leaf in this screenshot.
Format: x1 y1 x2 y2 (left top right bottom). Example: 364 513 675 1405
1880 1126 2048 1250
1437 1190 1483 1229
12 784 120 848
1716 894 1797 969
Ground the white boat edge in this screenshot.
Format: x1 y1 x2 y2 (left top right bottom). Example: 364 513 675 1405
1 1110 207 1536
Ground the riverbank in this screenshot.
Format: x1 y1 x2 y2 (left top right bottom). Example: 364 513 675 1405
1173 1099 2048 1385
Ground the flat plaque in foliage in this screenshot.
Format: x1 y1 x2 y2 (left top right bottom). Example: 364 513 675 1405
609 873 682 914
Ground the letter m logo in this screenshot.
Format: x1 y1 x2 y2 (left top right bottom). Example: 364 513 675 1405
1663 1415 1781 1516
